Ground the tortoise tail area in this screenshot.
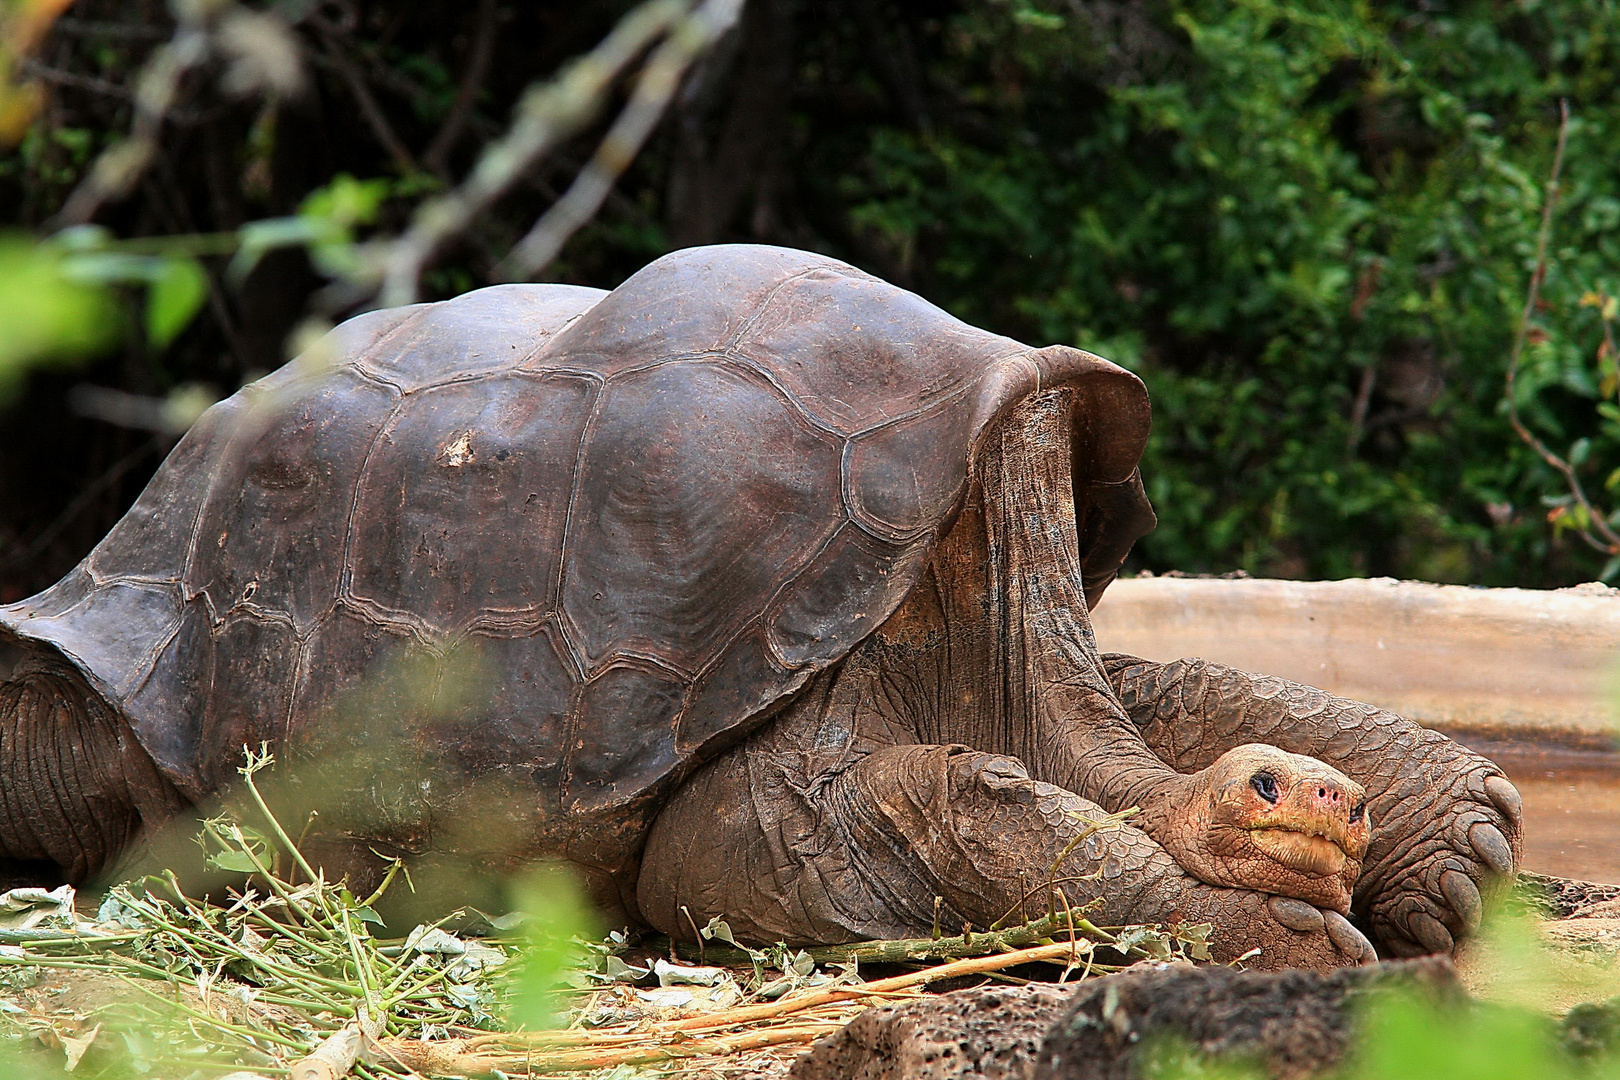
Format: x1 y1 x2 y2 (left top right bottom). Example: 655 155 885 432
0 644 186 886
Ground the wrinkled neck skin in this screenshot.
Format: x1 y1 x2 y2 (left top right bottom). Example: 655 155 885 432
874 388 1185 813
0 649 184 887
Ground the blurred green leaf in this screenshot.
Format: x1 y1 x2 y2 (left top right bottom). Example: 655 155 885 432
0 237 120 399
228 216 325 283
204 849 261 873
502 865 597 1032
300 173 389 230
145 256 208 349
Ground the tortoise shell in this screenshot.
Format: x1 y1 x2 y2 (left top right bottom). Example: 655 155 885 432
0 245 1153 871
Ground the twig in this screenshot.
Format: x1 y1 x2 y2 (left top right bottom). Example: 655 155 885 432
681 905 705 965
659 907 1129 967
496 0 747 281
50 8 214 226
1502 100 1620 555
315 24 417 174
388 1023 845 1075
16 57 132 99
376 0 692 307
383 938 1108 1074
0 435 165 570
423 0 499 175
1347 364 1376 450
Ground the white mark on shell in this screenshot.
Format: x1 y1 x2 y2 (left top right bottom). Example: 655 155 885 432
440 431 475 467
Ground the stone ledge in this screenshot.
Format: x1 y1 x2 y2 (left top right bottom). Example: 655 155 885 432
1092 576 1620 744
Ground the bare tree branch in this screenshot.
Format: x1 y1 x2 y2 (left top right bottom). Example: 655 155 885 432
376 0 694 308
423 0 499 176
498 0 747 281
49 4 304 228
49 11 214 227
1502 100 1620 555
314 24 417 174
17 58 131 100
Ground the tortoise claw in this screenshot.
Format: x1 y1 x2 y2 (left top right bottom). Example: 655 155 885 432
1439 869 1483 931
1267 895 1326 933
1484 775 1522 820
1468 822 1515 877
1323 910 1377 965
1408 911 1455 955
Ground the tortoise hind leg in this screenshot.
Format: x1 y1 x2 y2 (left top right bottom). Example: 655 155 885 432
0 664 186 886
1100 653 1522 957
637 729 1374 971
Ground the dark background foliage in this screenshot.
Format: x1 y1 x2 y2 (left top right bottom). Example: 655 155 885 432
3 0 1618 602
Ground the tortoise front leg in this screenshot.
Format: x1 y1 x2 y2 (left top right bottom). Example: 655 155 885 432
1100 653 1523 957
637 737 1375 971
0 661 187 886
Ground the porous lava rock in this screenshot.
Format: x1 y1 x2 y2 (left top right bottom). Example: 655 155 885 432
790 958 1460 1080
1037 957 1459 1079
789 982 1074 1080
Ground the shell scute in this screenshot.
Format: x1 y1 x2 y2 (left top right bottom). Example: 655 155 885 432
675 624 796 755
25 579 182 702
765 523 929 670
531 245 819 377
560 357 842 675
185 370 398 632
358 283 604 390
431 629 575 786
346 371 595 637
195 615 301 791
122 603 214 793
563 661 686 814
843 383 987 541
283 608 448 834
730 266 1022 434
88 394 245 585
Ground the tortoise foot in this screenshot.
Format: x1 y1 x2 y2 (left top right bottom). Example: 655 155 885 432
1361 759 1522 957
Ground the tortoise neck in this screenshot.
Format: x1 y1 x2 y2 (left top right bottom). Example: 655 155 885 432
979 389 1178 810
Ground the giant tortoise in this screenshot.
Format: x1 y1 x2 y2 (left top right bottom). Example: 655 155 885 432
0 244 1520 968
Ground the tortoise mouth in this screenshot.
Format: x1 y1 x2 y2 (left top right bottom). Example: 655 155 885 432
1245 826 1350 877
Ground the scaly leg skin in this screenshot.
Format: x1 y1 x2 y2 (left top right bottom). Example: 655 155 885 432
636 737 1375 972
0 661 187 887
1101 654 1523 956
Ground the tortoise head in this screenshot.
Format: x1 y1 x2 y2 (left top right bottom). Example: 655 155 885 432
1149 743 1370 913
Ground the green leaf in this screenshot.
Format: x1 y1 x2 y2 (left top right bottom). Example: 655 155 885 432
146 257 208 350
354 905 384 926
699 915 737 945
299 173 389 230
206 850 261 874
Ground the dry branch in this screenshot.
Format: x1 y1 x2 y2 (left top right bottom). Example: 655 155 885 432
497 0 747 280
380 939 1102 1075
376 0 695 307
51 3 304 227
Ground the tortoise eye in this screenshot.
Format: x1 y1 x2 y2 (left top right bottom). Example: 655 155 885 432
1350 803 1366 823
1250 772 1280 804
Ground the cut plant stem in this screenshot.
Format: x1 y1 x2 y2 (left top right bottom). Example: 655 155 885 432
658 908 1128 967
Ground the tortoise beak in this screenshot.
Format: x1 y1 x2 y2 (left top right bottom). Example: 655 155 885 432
1242 772 1369 877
